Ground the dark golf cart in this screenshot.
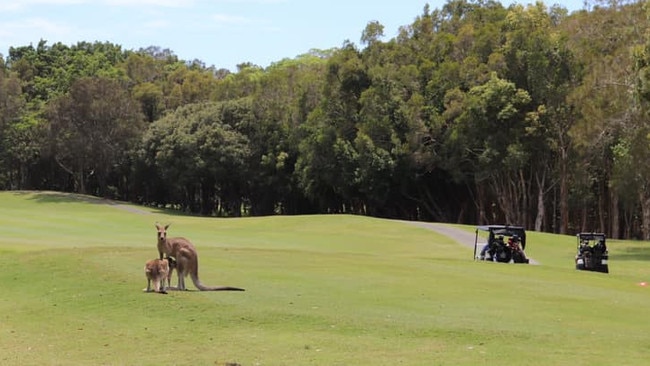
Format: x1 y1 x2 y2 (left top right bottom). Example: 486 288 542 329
575 232 609 273
474 225 530 264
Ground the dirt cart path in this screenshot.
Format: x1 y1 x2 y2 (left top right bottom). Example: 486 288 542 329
402 221 540 265
404 221 477 249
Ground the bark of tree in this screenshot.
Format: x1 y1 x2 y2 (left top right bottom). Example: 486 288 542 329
534 172 546 232
475 181 487 225
598 185 606 234
559 149 569 234
610 189 620 239
640 187 650 240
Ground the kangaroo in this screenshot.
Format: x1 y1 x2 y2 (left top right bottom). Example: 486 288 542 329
155 223 245 292
144 256 176 294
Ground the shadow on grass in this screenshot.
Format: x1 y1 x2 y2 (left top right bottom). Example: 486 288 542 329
13 190 107 204
11 190 196 217
612 245 650 261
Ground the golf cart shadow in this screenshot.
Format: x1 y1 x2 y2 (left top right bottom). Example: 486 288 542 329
614 246 650 261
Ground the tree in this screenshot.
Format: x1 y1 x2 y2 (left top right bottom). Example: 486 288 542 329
140 102 251 215
444 73 534 225
46 77 145 195
361 21 385 46
295 41 370 213
500 2 581 233
566 1 645 237
246 54 327 215
627 2 650 239
132 82 164 123
0 63 31 189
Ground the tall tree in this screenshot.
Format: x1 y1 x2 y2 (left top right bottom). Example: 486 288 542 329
296 42 370 212
0 61 31 189
566 1 645 236
140 102 251 215
247 53 327 215
627 0 650 239
501 2 581 233
46 77 144 195
444 73 534 224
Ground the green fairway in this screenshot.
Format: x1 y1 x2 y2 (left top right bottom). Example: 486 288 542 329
1 191 650 365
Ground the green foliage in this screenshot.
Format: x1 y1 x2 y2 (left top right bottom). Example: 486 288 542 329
0 65 29 189
7 40 127 102
140 102 251 215
2 1 650 233
360 20 385 46
132 82 164 122
45 76 145 195
446 73 532 178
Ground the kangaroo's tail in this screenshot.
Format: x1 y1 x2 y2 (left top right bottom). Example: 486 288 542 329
190 270 245 291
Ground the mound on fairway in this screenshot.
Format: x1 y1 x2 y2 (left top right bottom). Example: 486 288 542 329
1 191 650 366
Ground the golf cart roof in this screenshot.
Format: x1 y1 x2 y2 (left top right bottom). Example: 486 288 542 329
476 225 526 235
577 232 606 240
476 225 527 247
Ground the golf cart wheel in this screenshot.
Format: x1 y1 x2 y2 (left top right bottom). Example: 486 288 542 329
512 252 527 264
599 265 609 274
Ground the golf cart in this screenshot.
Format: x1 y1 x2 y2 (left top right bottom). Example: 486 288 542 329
474 225 530 264
575 232 609 273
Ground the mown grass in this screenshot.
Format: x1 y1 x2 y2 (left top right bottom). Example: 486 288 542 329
1 191 650 365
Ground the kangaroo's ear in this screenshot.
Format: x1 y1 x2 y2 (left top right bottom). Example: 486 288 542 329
165 223 170 230
155 222 161 229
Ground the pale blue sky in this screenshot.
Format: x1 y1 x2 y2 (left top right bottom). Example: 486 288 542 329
0 0 586 71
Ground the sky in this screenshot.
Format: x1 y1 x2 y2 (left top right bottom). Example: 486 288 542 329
0 0 587 72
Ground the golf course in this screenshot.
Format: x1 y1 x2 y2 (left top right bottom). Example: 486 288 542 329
1 191 649 365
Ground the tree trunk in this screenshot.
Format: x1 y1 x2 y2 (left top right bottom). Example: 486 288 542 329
78 172 86 194
610 189 620 239
551 186 558 233
640 188 650 240
623 207 633 239
475 181 487 225
518 169 528 227
200 178 216 216
598 184 606 234
559 156 569 234
535 182 545 232
54 156 86 194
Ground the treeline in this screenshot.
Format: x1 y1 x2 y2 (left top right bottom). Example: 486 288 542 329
1 0 649 238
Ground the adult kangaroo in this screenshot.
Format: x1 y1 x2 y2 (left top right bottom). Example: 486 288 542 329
155 223 245 292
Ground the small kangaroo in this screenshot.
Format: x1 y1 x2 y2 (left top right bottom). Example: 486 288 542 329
155 223 245 292
144 256 176 294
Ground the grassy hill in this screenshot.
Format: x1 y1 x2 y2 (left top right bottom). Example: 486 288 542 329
1 191 649 365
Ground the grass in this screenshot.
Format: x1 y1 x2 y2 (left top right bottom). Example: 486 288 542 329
1 191 650 365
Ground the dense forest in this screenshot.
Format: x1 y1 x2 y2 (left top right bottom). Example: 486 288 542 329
1 0 650 238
